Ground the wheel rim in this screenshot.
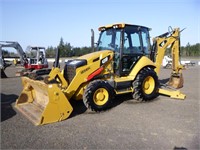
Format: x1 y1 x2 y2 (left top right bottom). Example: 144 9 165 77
93 88 109 106
142 76 155 94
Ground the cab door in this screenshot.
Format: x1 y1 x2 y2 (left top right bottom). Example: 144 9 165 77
120 26 151 76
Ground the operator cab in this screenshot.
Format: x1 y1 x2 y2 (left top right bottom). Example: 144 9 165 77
97 23 151 76
28 47 46 65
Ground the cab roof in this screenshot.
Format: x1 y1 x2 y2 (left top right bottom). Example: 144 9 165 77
98 23 151 31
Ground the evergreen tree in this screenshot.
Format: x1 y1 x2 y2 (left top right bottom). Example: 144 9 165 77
186 42 191 56
58 37 65 57
46 46 56 58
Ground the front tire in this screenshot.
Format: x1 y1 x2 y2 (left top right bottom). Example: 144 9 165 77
83 80 114 112
132 67 159 101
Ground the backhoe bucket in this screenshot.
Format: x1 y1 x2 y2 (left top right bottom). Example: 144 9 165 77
15 77 73 125
168 73 184 89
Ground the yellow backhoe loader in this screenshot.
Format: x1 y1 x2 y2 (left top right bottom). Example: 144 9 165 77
15 23 186 125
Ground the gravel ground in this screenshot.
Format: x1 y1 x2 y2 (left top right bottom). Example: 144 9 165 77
0 63 199 150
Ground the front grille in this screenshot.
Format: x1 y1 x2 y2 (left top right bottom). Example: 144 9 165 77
64 65 76 83
64 59 87 84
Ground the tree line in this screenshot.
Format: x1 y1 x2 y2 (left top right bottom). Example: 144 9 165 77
45 37 93 58
46 38 200 58
1 38 199 58
180 43 200 57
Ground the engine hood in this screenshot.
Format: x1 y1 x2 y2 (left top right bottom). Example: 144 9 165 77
78 50 113 65
65 50 114 69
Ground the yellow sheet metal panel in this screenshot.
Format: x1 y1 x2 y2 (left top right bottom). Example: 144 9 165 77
78 50 113 62
129 56 156 78
73 82 88 100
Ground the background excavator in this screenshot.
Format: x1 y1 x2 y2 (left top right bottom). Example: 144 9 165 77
15 23 186 125
0 41 27 78
0 41 49 78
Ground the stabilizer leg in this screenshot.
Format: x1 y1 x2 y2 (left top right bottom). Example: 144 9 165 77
158 88 186 100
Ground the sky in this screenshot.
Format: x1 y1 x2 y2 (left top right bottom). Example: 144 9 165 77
1 0 199 51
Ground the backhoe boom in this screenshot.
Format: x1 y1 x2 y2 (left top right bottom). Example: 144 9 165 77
152 28 184 88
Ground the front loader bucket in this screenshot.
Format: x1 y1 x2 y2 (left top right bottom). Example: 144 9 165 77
15 77 73 125
168 73 184 89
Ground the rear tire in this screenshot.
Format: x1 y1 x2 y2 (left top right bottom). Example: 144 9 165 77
132 67 159 101
83 80 114 112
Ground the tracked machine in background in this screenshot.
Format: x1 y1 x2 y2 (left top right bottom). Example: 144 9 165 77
23 46 48 70
15 23 186 125
0 41 28 66
0 41 27 78
15 46 49 76
0 41 49 77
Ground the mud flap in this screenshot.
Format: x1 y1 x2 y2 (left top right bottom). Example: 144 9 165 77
15 77 73 125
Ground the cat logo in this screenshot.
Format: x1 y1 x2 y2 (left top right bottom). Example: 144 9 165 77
81 67 90 74
100 56 110 66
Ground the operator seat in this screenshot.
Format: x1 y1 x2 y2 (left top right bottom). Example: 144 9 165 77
127 46 141 54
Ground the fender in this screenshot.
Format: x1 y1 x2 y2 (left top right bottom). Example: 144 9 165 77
129 56 156 79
